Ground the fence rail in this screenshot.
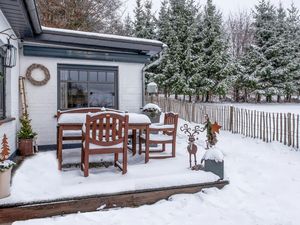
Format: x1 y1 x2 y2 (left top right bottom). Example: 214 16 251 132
148 96 299 150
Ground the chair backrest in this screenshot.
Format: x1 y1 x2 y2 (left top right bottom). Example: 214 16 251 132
85 112 129 147
164 112 179 135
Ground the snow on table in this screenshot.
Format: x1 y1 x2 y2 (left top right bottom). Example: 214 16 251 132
0 119 218 205
58 112 151 124
13 119 300 225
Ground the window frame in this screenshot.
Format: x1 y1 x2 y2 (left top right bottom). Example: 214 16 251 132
57 64 119 110
0 47 5 119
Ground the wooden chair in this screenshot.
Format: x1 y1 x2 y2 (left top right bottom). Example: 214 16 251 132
139 112 178 159
81 112 129 177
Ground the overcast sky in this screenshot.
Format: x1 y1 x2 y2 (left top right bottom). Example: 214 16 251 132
123 0 300 19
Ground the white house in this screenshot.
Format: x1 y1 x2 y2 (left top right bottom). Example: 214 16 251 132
0 0 163 153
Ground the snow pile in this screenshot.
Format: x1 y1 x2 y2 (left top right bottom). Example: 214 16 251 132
202 148 224 162
142 103 161 112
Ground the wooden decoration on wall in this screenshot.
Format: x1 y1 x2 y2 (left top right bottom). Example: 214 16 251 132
25 63 50 86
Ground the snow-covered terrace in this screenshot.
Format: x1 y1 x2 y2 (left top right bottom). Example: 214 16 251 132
0 119 221 206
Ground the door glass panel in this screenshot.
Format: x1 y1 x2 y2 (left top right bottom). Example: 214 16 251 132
67 83 88 108
69 70 78 81
107 72 115 83
79 71 88 81
89 71 98 82
60 70 68 81
88 84 114 108
98 72 106 82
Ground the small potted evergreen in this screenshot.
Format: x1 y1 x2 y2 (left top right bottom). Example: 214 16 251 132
142 103 162 123
0 134 15 199
17 114 37 156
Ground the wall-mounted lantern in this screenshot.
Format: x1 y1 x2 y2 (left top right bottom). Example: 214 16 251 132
1 39 17 68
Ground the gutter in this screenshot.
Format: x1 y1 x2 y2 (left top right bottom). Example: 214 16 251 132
24 0 42 34
141 44 167 106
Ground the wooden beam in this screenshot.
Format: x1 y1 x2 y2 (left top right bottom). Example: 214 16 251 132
0 180 229 223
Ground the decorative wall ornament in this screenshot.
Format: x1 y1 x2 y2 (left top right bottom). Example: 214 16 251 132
25 64 50 86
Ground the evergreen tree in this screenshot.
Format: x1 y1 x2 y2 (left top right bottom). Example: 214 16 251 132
193 0 229 102
123 14 134 36
17 114 37 139
134 0 145 38
286 3 300 100
249 0 277 102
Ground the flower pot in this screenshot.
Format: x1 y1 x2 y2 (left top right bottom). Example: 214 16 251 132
142 111 161 123
19 139 34 156
0 167 12 199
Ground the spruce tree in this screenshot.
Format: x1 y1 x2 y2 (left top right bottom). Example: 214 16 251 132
123 14 134 36
193 0 229 102
1 134 10 161
134 0 145 38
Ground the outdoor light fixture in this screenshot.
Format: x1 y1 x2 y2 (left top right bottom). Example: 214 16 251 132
1 39 17 68
0 28 18 68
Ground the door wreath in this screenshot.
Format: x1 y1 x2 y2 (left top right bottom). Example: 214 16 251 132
25 64 50 86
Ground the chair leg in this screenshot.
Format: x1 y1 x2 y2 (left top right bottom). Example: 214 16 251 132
84 150 89 177
172 140 176 158
114 153 118 167
123 148 127 174
81 146 84 171
132 129 136 156
162 143 166 152
139 136 143 155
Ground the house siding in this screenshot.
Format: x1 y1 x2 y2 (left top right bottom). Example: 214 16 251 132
19 54 144 145
0 9 20 154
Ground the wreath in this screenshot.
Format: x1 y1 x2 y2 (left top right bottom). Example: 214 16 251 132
25 64 50 86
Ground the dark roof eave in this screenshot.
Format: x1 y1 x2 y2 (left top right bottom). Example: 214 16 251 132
24 0 42 34
29 31 163 56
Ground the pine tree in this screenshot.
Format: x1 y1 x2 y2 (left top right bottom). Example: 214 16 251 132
123 14 134 36
143 0 156 39
1 134 10 161
286 3 300 100
17 114 37 139
248 0 277 102
193 0 229 102
134 0 145 38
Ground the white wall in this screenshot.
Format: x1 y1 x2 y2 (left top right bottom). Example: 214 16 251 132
0 10 20 154
20 54 144 145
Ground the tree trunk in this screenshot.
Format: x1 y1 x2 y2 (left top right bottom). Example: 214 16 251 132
277 95 281 103
256 93 261 103
205 91 210 102
175 93 178 100
189 95 192 102
196 95 200 102
234 88 240 102
244 89 248 102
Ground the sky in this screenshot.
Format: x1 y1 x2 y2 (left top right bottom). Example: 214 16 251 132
123 0 300 19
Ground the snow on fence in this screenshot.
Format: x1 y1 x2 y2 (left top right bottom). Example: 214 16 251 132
147 96 300 150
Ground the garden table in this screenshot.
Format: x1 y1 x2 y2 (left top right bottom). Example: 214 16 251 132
57 112 151 170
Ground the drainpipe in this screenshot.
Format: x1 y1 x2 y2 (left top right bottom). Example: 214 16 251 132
24 0 42 34
142 44 167 106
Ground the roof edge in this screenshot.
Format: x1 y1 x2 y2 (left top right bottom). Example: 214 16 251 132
24 0 42 34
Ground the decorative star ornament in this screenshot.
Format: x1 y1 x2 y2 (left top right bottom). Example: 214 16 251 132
211 122 222 134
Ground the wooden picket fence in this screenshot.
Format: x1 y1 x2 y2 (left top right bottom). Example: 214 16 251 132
148 96 300 150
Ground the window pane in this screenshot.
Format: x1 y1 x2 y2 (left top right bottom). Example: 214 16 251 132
88 84 114 108
60 70 68 81
79 71 87 81
69 71 78 81
98 72 106 82
89 71 98 82
107 72 115 82
67 83 88 108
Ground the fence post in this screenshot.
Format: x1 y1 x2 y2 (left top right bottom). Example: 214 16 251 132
229 105 234 132
288 113 291 146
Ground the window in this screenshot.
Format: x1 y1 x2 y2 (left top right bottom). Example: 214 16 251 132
0 48 5 119
58 65 118 109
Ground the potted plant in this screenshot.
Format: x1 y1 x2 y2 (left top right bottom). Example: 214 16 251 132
141 103 161 123
17 114 37 156
0 134 15 199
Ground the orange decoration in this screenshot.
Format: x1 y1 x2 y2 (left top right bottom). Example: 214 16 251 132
211 122 222 134
1 134 10 161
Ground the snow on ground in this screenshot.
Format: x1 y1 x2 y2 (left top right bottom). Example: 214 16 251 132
12 120 300 225
0 119 218 205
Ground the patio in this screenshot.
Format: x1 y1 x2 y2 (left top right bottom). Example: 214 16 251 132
0 118 228 223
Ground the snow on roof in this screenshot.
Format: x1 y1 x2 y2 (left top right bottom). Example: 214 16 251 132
42 26 163 46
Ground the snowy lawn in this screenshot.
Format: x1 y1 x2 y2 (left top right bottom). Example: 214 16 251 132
0 119 219 205
12 121 300 225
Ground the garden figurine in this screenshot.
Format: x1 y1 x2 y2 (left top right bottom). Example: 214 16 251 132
201 114 221 149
